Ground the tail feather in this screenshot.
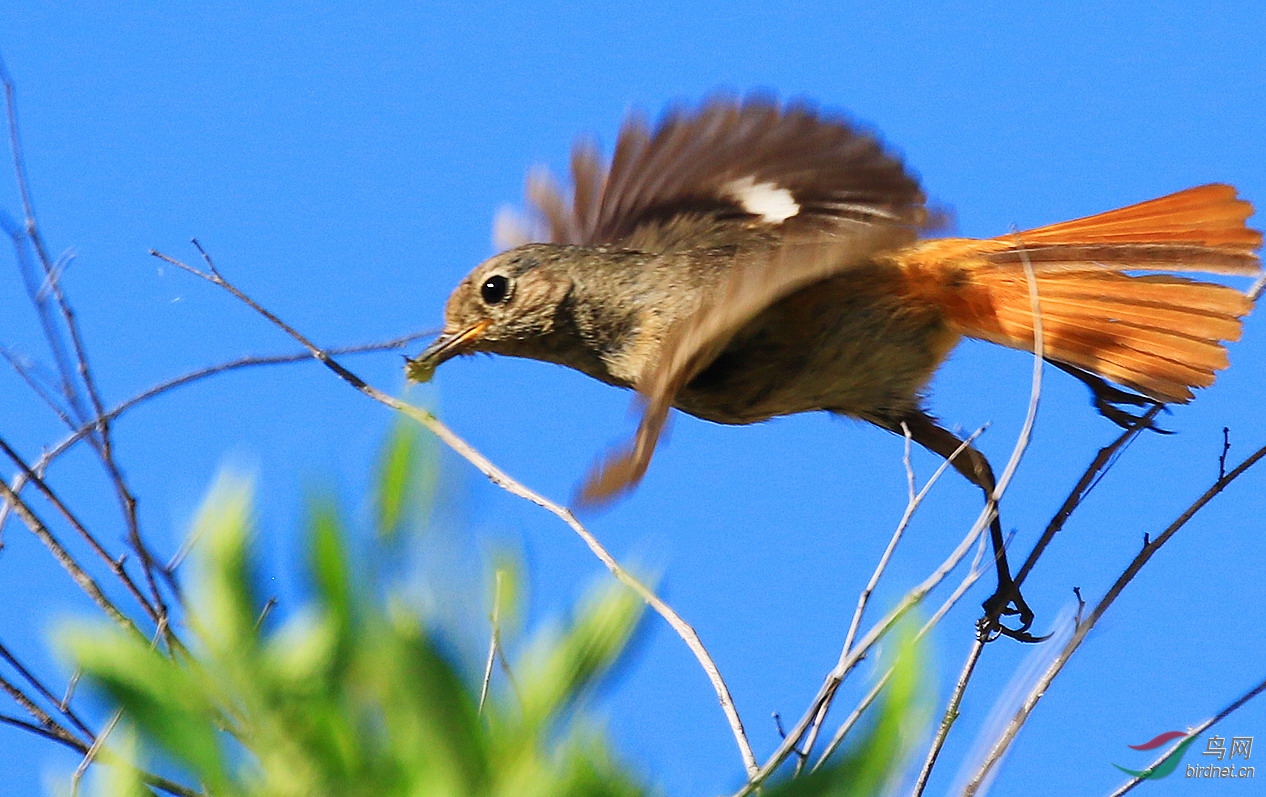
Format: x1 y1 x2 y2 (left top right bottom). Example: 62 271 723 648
898 184 1262 403
1003 183 1259 250
1019 273 1253 315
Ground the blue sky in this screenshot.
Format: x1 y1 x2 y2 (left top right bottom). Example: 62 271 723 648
3 2 1266 794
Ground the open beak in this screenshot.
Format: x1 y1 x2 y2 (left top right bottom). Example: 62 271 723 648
405 319 491 383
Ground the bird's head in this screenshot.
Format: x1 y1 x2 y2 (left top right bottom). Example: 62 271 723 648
406 244 574 382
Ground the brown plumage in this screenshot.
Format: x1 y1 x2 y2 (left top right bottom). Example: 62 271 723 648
410 96 1262 639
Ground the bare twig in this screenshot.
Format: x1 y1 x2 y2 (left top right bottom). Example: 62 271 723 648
0 477 142 635
1 202 85 429
1219 427 1230 480
0 712 87 753
3 63 173 643
964 441 1266 793
69 709 121 797
790 244 1042 797
0 436 160 624
151 244 759 775
0 641 92 739
738 349 1045 796
61 670 82 711
0 333 431 541
0 347 77 429
1011 404 1162 592
798 425 986 770
253 597 278 631
734 485 1008 795
813 531 990 769
0 670 86 754
0 702 201 797
1248 270 1266 302
918 635 987 794
478 569 507 713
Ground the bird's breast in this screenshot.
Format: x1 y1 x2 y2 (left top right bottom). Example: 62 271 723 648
673 267 958 425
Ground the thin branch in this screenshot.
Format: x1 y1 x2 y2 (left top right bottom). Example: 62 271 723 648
3 63 172 642
903 422 917 503
0 705 202 797
151 244 760 775
0 333 432 541
813 531 990 769
479 569 506 714
0 641 93 738
734 484 1005 795
915 635 986 795
984 234 1044 509
798 425 986 770
0 435 160 624
911 238 1048 792
0 477 141 635
0 670 87 753
61 669 82 712
69 709 121 797
1011 404 1162 591
0 712 87 753
1218 427 1230 480
253 597 278 631
2 204 86 429
964 441 1266 793
114 332 435 441
1 347 76 428
751 245 1047 795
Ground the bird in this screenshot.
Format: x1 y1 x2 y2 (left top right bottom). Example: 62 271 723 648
407 95 1261 640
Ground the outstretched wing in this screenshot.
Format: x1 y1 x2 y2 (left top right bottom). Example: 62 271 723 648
495 96 934 504
497 95 931 253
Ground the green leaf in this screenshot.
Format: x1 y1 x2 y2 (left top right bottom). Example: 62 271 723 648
374 419 437 540
57 430 658 797
188 472 260 661
368 618 490 795
308 499 354 634
90 725 149 797
516 581 644 728
62 626 231 793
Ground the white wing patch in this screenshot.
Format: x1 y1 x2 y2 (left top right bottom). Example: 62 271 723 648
723 176 800 224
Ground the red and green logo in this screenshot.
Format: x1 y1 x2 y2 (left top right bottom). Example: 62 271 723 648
1113 731 1198 779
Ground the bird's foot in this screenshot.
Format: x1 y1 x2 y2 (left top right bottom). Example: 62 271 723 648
1089 386 1170 434
979 584 1049 644
1050 361 1170 433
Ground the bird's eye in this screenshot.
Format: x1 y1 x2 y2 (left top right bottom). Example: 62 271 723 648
480 274 511 305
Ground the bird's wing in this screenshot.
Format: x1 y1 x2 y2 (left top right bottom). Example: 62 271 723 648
577 229 912 504
496 95 931 253
514 97 935 504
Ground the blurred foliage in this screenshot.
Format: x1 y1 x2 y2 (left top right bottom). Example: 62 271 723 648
57 425 926 796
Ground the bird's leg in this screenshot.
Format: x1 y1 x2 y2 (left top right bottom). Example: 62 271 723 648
1048 361 1170 433
894 412 1044 643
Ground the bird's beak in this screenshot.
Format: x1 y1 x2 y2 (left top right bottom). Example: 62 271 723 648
405 319 491 383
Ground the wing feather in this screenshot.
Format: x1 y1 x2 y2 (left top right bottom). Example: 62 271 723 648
504 95 930 253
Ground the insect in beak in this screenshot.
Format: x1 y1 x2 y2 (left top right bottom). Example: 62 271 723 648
405 319 492 383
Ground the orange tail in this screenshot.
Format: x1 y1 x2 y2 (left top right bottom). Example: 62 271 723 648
897 184 1262 402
